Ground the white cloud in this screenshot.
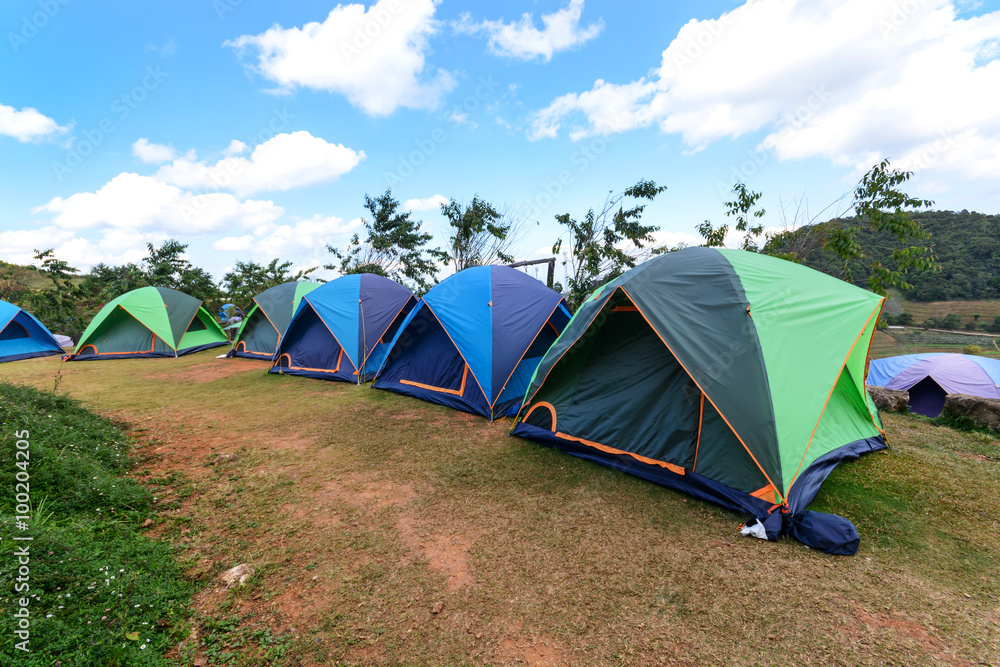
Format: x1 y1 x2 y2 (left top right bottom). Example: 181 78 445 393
0 103 70 142
225 0 456 116
0 226 161 271
154 131 365 197
215 215 362 262
404 194 448 211
223 139 248 156
455 0 604 62
34 172 284 235
527 0 1000 183
132 138 177 164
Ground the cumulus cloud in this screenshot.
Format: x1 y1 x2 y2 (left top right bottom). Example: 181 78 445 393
214 215 361 260
132 138 177 164
34 172 284 235
527 0 1000 183
0 226 160 270
455 0 603 62
403 194 448 211
154 131 365 197
225 0 456 116
0 103 70 142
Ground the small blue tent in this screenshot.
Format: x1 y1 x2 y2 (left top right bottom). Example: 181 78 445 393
373 266 571 420
270 274 415 383
0 300 64 363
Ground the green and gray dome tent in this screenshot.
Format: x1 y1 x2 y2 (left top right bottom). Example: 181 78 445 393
66 286 228 361
512 247 886 555
228 281 319 359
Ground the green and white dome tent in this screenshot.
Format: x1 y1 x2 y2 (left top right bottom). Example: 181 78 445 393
67 286 228 360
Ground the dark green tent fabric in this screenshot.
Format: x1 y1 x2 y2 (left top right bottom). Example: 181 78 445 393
230 281 319 359
513 247 886 554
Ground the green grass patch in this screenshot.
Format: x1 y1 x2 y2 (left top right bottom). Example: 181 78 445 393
0 383 198 665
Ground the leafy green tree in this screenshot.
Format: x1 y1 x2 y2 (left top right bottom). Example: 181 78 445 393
80 263 148 303
442 196 523 271
552 179 666 310
0 261 29 302
941 313 962 330
24 250 86 339
220 259 316 312
327 189 447 294
697 181 766 251
140 240 219 305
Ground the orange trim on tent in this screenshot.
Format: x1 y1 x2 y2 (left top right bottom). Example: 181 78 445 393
78 344 98 356
419 300 491 408
1 321 31 338
784 302 883 497
620 285 785 504
252 300 282 342
77 304 171 355
491 298 568 412
401 363 469 396
610 305 638 312
860 299 888 437
692 392 705 471
554 431 685 476
272 351 349 375
298 300 359 372
520 288 620 411
750 484 778 503
523 401 557 431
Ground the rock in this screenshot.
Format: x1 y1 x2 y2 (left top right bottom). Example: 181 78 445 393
193 657 208 667
431 601 444 614
218 563 255 589
942 393 1000 431
142 519 154 527
867 385 909 412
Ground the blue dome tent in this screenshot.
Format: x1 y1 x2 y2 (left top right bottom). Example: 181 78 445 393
373 265 571 420
270 274 416 383
0 300 65 363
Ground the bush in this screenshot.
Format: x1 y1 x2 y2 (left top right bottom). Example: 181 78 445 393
941 313 962 330
963 344 983 356
0 383 195 665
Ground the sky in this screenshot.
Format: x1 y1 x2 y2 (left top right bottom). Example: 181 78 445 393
2 0 999 284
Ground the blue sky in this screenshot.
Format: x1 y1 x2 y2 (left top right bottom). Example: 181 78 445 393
2 0 999 283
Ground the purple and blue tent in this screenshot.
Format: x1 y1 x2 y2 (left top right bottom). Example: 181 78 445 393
867 353 1000 417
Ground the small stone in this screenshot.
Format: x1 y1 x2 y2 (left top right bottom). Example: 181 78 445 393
142 519 154 527
431 601 444 614
218 563 255 589
193 657 208 666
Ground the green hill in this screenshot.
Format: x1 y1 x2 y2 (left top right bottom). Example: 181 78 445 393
790 210 1000 301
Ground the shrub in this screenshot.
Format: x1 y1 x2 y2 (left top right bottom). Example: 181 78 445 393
963 344 983 355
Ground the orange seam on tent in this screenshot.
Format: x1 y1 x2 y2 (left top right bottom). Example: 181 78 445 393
750 484 778 502
420 301 490 407
520 289 619 411
79 304 166 354
620 285 785 504
275 353 291 367
303 300 359 372
358 295 416 374
611 305 638 312
334 348 343 373
523 401 557 430
785 303 883 497
554 431 685 476
860 299 888 438
400 363 468 396
254 300 282 340
693 392 705 471
78 345 98 356
490 299 567 411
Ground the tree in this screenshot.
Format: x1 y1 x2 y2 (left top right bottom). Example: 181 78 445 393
141 240 219 305
552 179 666 310
697 181 766 251
442 196 525 271
326 189 447 294
764 160 941 295
23 250 86 339
220 259 316 312
80 263 148 303
0 261 29 303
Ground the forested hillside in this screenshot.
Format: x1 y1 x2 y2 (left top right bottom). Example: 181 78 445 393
792 210 1000 301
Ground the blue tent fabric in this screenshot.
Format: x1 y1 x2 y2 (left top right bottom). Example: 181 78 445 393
0 300 64 363
270 274 415 383
373 266 569 419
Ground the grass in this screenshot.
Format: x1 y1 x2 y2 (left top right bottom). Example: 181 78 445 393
870 328 1000 359
1 353 999 665
899 297 1000 323
0 383 197 665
